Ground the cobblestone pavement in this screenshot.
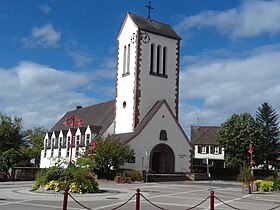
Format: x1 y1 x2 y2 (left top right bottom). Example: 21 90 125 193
0 180 280 210
0 180 145 201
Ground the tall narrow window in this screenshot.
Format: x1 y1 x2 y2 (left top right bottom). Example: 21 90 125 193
67 136 71 148
86 134 90 146
156 45 161 74
76 135 80 146
123 45 127 74
51 138 55 148
59 137 62 147
150 44 155 73
127 44 130 74
75 135 80 157
163 47 167 75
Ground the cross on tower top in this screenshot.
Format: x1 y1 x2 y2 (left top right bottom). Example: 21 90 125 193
145 1 154 19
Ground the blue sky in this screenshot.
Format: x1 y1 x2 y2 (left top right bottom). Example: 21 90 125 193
1 0 280 136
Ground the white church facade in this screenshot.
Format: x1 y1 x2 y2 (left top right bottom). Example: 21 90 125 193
40 13 193 174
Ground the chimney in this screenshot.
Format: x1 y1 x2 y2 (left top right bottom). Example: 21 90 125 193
76 106 82 110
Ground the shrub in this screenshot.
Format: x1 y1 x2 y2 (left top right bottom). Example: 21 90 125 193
259 180 274 192
31 180 41 191
44 180 60 192
59 164 99 193
253 179 262 190
273 177 280 192
123 170 143 182
31 169 48 191
32 158 99 193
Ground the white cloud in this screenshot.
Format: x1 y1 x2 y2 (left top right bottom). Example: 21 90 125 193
22 24 61 48
179 44 280 136
176 0 280 39
0 61 115 130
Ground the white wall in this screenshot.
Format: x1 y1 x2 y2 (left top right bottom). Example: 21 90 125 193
138 33 179 122
123 103 191 172
194 145 224 160
115 16 138 134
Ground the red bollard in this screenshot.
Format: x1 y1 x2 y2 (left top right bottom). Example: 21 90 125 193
63 188 68 210
136 188 140 210
210 191 214 210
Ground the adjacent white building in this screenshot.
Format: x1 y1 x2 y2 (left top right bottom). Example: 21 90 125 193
191 126 225 169
40 12 193 174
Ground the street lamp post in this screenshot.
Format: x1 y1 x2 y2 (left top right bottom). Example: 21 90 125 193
145 150 150 183
63 114 83 165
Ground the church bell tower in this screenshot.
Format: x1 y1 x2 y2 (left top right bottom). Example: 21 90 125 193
115 13 181 134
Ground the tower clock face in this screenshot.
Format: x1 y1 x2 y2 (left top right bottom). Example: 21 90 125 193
141 32 150 43
131 33 137 44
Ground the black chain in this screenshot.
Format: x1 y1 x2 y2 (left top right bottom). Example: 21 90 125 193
110 193 136 210
215 196 242 210
68 193 92 210
185 196 210 210
140 193 167 210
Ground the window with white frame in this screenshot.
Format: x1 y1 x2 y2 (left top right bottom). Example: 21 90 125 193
52 138 55 147
59 137 62 147
86 134 90 146
66 147 70 157
123 45 127 74
75 135 80 156
201 146 207 154
214 146 219 154
67 136 71 147
76 135 80 146
51 148 54 157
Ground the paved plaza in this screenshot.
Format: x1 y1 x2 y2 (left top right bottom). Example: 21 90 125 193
0 180 280 210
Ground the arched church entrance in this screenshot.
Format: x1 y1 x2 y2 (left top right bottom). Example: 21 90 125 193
150 143 175 174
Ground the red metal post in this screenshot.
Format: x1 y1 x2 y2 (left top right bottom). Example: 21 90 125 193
64 115 83 166
248 144 253 193
62 188 68 210
210 191 214 210
136 188 140 210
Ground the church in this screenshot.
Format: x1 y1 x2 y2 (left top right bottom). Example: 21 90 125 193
40 12 193 175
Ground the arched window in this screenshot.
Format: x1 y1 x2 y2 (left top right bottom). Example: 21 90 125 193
127 44 130 74
150 44 155 74
123 45 127 74
159 130 168 140
163 47 167 75
156 45 161 74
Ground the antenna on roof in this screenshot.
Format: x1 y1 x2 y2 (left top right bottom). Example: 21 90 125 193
145 1 154 19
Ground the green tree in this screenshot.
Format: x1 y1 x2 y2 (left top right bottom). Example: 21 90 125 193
256 102 280 165
217 113 264 168
24 127 47 167
0 148 21 179
0 113 23 153
88 135 134 179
